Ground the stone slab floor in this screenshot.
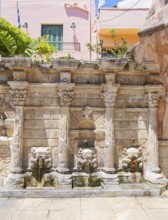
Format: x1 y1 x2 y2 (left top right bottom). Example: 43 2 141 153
1 196 168 220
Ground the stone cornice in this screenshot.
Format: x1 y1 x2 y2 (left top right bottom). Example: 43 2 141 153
138 22 168 37
145 84 164 95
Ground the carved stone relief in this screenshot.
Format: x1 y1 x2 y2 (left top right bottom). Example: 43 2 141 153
145 92 159 108
76 147 98 173
82 106 93 120
25 147 52 186
121 146 143 173
9 90 27 106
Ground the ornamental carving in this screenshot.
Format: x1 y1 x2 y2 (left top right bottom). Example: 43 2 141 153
9 89 27 106
145 92 159 108
121 146 143 173
58 91 73 106
76 147 98 173
28 147 52 170
100 92 117 107
82 106 93 120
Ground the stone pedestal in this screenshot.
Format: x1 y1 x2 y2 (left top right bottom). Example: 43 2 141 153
101 172 119 189
72 172 101 188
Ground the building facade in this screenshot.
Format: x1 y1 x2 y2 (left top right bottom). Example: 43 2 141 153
2 0 97 61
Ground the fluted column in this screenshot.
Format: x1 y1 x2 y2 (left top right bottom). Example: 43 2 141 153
163 95 168 139
9 88 27 173
145 92 160 173
101 83 120 174
57 83 74 174
5 81 28 188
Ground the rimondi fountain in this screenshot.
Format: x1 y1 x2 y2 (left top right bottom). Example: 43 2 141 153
0 55 166 198
0 0 168 197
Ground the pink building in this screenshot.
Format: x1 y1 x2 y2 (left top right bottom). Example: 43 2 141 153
2 0 97 61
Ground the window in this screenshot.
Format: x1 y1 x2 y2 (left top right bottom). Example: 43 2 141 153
41 25 63 51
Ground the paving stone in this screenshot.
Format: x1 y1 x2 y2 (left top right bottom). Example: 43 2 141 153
113 209 149 220
110 197 141 209
12 210 48 220
0 210 16 220
81 210 116 220
81 198 113 210
18 198 52 211
0 198 8 207
145 208 168 220
136 197 168 208
0 198 25 210
46 210 81 220
49 198 80 211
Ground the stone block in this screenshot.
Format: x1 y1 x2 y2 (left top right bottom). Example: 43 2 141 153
115 130 138 140
115 111 124 120
2 57 32 68
160 159 168 169
23 139 42 147
159 146 168 157
47 129 60 138
50 110 60 120
43 120 60 129
138 130 148 139
24 120 43 129
162 168 168 178
5 119 14 137
138 120 147 129
25 110 36 119
13 70 26 81
35 110 50 119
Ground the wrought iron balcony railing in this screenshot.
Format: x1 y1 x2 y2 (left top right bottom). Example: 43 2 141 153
49 42 80 51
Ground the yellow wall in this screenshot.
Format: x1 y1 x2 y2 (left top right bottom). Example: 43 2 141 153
99 28 140 49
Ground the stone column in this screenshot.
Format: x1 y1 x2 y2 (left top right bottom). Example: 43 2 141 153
5 81 28 188
57 83 74 174
100 83 120 188
145 92 160 172
145 92 167 184
163 95 168 139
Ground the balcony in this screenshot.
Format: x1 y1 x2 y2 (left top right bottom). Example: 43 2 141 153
49 42 80 52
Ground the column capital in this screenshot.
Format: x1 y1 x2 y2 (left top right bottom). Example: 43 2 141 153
145 92 159 108
58 90 74 106
9 89 27 106
58 83 75 107
101 83 120 108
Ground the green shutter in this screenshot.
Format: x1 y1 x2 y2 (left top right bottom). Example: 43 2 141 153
42 25 63 51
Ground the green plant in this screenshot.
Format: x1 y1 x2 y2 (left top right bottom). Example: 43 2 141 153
86 29 128 58
86 40 103 55
0 18 32 56
58 53 74 60
29 36 56 63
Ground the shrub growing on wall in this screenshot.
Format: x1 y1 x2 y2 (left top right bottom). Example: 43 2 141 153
0 18 32 56
86 29 128 58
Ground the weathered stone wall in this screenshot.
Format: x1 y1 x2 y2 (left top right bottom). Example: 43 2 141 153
0 139 11 186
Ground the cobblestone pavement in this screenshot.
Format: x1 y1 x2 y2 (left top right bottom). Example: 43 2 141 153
1 196 168 220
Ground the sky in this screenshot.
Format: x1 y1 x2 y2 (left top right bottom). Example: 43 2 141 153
95 0 152 9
